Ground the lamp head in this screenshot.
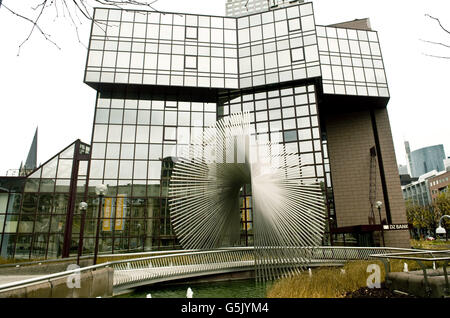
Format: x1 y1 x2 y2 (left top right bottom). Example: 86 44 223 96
436 226 446 235
79 202 88 212
95 184 108 196
376 201 383 209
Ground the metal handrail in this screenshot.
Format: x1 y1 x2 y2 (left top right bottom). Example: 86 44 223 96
0 263 108 291
370 249 450 297
107 247 252 266
0 255 91 269
0 246 439 293
0 249 197 269
371 250 450 262
0 249 200 291
0 246 423 269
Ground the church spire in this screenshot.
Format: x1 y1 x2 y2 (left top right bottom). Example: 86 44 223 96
24 127 38 172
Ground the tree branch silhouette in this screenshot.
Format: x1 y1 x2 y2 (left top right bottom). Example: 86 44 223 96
423 14 450 60
1 0 160 55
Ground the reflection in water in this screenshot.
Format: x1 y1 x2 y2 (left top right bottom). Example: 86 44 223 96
117 280 270 298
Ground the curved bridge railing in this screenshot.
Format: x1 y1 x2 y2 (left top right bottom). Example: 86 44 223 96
112 248 254 291
1 246 440 295
109 246 424 291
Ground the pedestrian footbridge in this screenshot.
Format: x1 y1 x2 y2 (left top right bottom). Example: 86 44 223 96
109 247 414 292
0 246 438 297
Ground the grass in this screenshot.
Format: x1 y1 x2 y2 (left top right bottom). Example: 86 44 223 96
410 239 450 250
266 259 437 298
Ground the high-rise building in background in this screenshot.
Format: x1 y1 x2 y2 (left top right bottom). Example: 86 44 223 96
444 157 450 171
402 169 449 206
406 143 446 178
398 164 408 175
0 1 410 260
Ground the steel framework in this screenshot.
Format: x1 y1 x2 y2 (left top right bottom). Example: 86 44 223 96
169 112 326 281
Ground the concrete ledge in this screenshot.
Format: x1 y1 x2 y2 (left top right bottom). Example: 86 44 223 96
26 281 52 298
73 271 93 298
0 259 93 276
92 267 114 298
0 267 113 298
0 286 27 298
387 269 449 298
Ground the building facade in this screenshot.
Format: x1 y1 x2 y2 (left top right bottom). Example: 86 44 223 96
406 144 446 178
402 169 450 206
0 1 410 260
402 173 433 207
429 170 450 202
444 157 450 171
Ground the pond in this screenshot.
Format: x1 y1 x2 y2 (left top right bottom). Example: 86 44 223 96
116 279 272 298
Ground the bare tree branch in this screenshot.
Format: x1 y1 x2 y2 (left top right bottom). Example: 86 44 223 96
1 0 161 53
3 2 61 55
423 14 450 60
425 14 450 36
420 39 450 49
422 53 450 60
63 0 87 48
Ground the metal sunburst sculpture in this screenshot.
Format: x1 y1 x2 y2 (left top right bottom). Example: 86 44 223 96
168 112 326 281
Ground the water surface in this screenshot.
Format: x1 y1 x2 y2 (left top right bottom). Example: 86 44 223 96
117 279 271 298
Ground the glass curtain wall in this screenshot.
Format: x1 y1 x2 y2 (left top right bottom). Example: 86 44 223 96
0 141 90 260
87 89 217 253
0 178 26 259
218 83 330 245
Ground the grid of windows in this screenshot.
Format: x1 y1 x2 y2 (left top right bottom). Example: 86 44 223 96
85 3 321 91
218 84 325 181
402 181 432 207
236 2 321 87
88 91 217 251
317 25 389 97
226 0 270 17
0 142 90 260
86 9 239 88
219 84 331 245
226 0 305 17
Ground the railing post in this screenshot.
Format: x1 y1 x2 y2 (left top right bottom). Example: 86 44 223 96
442 260 449 296
416 260 432 297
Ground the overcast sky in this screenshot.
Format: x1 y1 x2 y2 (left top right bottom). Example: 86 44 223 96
0 0 449 175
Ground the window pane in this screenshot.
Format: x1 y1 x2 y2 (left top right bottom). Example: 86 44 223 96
185 56 197 69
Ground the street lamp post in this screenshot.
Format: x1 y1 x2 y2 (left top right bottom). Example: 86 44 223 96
436 215 450 241
77 202 88 265
93 184 108 265
376 201 386 247
137 223 141 250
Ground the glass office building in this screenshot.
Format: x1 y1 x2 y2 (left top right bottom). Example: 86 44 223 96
0 1 410 260
408 144 446 178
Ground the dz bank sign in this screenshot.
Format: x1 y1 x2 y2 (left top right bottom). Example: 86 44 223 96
383 224 410 231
